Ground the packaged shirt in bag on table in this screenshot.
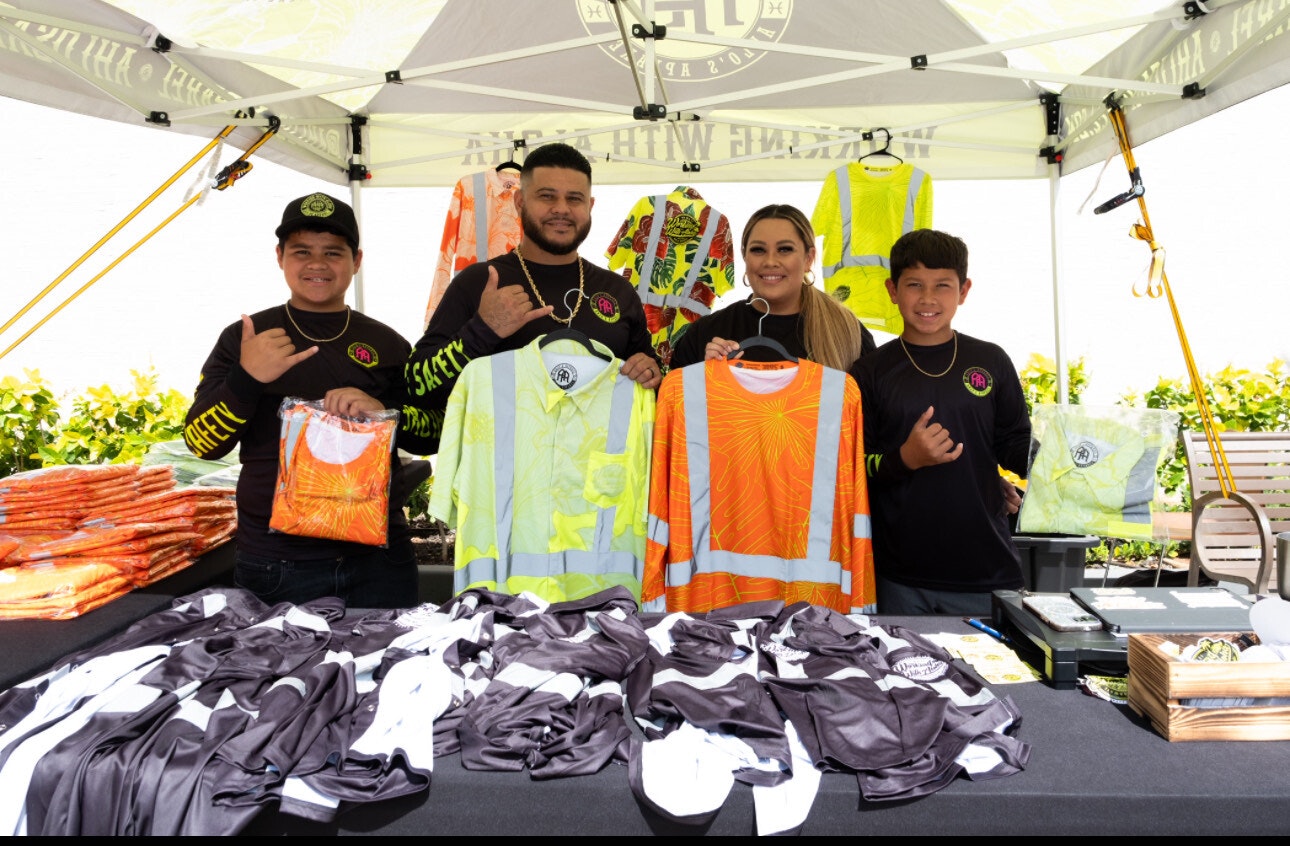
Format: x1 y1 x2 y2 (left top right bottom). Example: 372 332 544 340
1018 404 1180 539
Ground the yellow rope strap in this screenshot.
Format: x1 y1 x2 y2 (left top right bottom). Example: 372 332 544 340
0 120 280 363
1103 100 1236 496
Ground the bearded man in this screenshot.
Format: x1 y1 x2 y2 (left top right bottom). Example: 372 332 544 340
402 142 659 454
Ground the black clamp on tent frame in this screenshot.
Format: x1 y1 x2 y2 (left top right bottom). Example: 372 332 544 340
1093 97 1144 214
214 115 280 191
150 34 172 53
1039 146 1063 165
1181 81 1205 99
910 54 928 69
682 162 701 172
1182 1 1211 19
632 23 667 40
634 104 667 120
385 69 402 84
1040 93 1061 136
349 115 368 170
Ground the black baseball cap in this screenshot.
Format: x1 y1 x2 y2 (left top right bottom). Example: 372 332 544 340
275 192 360 248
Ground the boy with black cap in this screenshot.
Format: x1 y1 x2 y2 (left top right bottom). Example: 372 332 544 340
184 192 417 608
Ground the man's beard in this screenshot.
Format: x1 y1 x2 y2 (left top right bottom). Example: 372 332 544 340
520 206 591 256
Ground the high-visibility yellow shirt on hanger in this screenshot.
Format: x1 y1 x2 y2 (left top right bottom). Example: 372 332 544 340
428 335 655 603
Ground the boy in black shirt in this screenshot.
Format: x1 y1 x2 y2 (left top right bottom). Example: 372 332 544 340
184 193 416 608
855 230 1031 615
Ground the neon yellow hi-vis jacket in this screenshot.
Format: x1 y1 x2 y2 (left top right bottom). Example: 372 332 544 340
428 335 655 603
811 162 933 335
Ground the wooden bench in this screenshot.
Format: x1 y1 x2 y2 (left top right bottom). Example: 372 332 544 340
1183 430 1290 594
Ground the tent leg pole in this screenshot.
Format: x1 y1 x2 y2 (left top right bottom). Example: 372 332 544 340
349 179 365 313
1048 161 1069 405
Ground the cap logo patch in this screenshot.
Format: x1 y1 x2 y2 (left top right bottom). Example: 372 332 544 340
301 193 336 219
348 342 378 368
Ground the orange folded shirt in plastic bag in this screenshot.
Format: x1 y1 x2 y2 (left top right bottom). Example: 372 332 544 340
269 398 397 546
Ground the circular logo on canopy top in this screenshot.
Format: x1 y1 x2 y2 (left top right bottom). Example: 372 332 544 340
577 0 793 82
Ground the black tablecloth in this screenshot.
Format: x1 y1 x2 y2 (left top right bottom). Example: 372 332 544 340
6 588 1286 836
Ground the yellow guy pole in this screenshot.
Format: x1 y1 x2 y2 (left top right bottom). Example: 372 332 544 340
1100 97 1236 497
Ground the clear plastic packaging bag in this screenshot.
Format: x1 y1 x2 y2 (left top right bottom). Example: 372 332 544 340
268 398 398 546
1018 404 1181 539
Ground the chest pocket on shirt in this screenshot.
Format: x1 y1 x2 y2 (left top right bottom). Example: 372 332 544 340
584 451 628 507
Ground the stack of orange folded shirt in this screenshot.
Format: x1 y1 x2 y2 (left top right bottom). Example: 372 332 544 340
0 465 237 619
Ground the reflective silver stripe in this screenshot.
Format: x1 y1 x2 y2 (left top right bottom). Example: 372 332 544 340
681 365 712 579
822 165 925 278
459 550 644 585
678 209 719 291
669 296 711 317
904 168 925 234
806 368 845 562
648 514 670 546
473 171 489 262
636 195 668 299
693 550 843 586
854 513 872 539
1123 445 1160 524
593 374 639 554
639 290 715 317
491 352 517 586
666 559 695 587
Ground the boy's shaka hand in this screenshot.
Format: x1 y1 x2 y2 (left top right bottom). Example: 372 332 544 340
899 405 964 469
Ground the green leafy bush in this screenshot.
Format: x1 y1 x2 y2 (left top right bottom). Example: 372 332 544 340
0 370 61 477
0 368 190 477
1018 353 1088 413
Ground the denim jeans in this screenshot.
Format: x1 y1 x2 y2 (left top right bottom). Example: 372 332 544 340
234 537 418 609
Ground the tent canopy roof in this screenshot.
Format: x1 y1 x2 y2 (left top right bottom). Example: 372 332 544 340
2 0 1288 186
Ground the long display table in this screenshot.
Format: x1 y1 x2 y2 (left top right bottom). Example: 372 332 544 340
4 591 1285 836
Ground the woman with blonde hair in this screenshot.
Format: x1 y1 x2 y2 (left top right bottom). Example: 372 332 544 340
669 204 875 374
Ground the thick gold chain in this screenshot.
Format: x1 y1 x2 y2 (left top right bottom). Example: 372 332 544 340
515 246 583 325
284 303 351 343
900 331 958 378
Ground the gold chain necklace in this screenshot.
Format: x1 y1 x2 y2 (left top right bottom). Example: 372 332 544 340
900 331 958 378
515 246 583 325
284 302 351 343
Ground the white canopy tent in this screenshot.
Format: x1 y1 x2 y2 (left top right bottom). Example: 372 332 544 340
2 0 1289 394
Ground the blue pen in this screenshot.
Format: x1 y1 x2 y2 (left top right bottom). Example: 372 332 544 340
963 617 1011 645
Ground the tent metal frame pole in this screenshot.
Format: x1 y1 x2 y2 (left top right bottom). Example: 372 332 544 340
1048 160 1069 405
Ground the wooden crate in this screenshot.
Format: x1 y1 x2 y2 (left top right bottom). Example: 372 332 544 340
1127 632 1290 741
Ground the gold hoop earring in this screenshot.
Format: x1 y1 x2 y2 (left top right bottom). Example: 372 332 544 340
742 272 752 288
804 270 816 287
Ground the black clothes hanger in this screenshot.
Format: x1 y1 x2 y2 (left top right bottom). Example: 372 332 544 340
496 139 525 172
858 128 903 164
539 288 611 362
737 297 798 362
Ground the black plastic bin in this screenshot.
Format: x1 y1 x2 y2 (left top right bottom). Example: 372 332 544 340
1012 533 1100 592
